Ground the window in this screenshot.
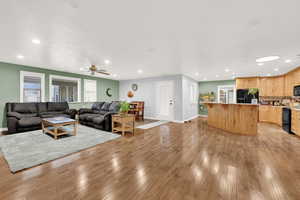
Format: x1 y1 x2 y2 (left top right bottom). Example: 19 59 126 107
190 83 197 104
49 75 81 102
84 79 97 102
20 71 45 102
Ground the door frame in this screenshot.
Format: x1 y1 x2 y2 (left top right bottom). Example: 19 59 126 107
155 80 175 121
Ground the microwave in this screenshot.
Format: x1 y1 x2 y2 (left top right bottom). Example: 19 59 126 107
294 85 300 96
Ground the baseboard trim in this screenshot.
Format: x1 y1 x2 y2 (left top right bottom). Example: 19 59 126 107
171 115 201 124
144 116 162 121
199 114 208 117
183 115 200 122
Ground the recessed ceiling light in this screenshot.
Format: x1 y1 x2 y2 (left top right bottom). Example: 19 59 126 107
104 60 111 65
257 63 264 66
112 74 117 77
285 59 292 63
32 39 41 44
225 68 230 72
80 67 84 71
137 69 143 74
195 72 199 76
216 75 219 77
17 54 24 59
274 68 279 71
256 56 280 63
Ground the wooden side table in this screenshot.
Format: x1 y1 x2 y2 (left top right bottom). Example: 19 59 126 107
112 114 135 136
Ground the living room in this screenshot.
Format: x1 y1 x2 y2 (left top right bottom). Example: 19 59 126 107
1 1 300 200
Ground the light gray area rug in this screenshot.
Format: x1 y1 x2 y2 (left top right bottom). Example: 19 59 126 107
136 120 169 129
0 125 120 173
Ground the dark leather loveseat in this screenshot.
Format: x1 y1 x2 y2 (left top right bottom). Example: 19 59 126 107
79 101 120 132
6 102 77 134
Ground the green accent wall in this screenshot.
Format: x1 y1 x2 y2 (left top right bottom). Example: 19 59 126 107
0 61 119 128
198 80 236 115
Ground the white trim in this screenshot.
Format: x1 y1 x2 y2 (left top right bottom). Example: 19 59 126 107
217 85 236 103
184 115 200 122
145 116 182 123
84 79 97 102
20 71 45 102
49 75 81 102
199 114 208 117
144 116 162 121
0 128 8 133
145 115 200 124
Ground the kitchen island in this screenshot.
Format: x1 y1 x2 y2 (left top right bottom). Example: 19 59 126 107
204 102 259 135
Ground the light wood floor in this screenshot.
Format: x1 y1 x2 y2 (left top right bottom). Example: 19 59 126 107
1 118 300 200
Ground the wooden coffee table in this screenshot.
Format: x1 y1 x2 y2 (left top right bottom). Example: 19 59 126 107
42 117 77 139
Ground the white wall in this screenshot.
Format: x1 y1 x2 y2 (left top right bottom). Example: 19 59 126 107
119 75 199 122
182 76 199 120
119 75 183 121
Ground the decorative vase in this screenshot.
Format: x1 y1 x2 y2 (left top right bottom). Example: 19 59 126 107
251 99 258 104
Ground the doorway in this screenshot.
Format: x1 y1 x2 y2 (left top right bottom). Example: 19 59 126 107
155 81 175 120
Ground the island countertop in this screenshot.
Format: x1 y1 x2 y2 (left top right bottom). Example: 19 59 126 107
204 102 259 135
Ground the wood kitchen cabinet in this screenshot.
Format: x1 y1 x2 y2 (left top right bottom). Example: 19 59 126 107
259 105 283 126
259 76 285 97
235 67 300 97
285 68 300 96
291 109 300 136
285 74 293 96
236 77 259 89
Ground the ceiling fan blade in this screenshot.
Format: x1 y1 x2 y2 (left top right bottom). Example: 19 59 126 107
96 70 110 75
97 69 107 72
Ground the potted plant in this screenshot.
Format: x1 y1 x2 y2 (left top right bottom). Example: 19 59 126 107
248 88 259 104
119 101 130 116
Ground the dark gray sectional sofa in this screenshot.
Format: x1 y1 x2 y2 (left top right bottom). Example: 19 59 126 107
6 102 77 134
78 101 120 132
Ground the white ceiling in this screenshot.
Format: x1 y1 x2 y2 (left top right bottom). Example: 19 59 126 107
0 0 300 81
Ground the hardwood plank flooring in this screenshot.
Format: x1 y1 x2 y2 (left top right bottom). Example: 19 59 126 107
0 118 300 200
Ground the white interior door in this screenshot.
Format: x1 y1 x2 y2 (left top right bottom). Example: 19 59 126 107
155 81 175 120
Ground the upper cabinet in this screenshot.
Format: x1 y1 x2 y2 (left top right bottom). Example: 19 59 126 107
235 66 300 97
259 76 285 96
285 67 300 96
236 77 259 89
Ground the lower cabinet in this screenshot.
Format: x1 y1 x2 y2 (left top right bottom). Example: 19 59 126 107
259 105 283 126
292 109 300 136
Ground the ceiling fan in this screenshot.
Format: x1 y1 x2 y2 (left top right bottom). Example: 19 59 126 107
81 64 111 76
